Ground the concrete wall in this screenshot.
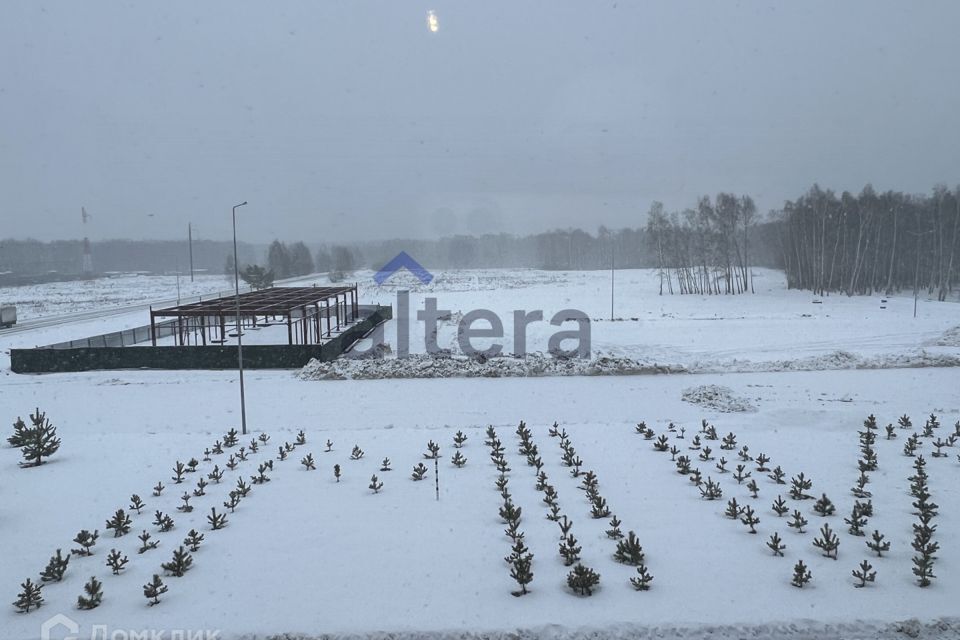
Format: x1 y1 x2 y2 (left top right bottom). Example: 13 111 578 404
10 306 391 374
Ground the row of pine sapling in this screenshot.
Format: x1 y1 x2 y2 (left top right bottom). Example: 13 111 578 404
549 423 652 592
13 426 283 613
487 425 535 596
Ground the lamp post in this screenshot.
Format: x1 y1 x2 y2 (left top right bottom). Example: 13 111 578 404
232 201 248 435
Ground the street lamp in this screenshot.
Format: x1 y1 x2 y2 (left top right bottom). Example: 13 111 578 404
232 201 249 435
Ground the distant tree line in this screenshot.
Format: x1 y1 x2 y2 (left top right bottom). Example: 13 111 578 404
775 184 960 299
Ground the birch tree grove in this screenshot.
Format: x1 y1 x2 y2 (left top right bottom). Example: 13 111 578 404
776 184 960 298
645 194 758 295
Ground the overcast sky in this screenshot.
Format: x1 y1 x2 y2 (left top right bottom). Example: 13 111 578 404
1 1 959 243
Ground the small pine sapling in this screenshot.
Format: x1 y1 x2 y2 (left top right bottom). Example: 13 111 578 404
277 447 288 461
669 445 679 461
813 523 840 559
767 531 786 556
653 435 669 451
171 461 186 484
76 576 103 610
721 432 737 450
186 458 199 473
423 439 441 459
509 551 534 596
768 466 786 484
630 565 654 591
867 530 890 557
755 453 771 471
852 559 876 588
250 460 273 484
222 491 241 513
193 477 208 497
845 505 867 537
606 516 624 539
453 430 468 448
296 429 306 445
177 492 193 513
772 496 789 517
411 463 428 481
137 530 159 554
634 421 647 435
495 457 511 474
225 455 239 470
369 474 384 493
690 468 704 487
851 471 872 498
211 440 224 454
105 509 132 537
898 414 912 429
699 446 714 461
789 473 813 500
812 493 835 517
885 424 897 440
236 447 248 462
738 445 752 461
788 510 808 533
334 464 341 483
39 549 70 582
325 439 333 452
258 432 270 444
18 410 61 467
152 482 165 497
689 434 701 450
350 445 364 460
716 457 728 473
451 451 467 467
153 511 175 532
248 440 259 454
733 464 751 484
106 548 129 573
143 574 167 606
747 479 759 499
301 453 316 470
700 477 723 500
675 455 691 474
161 546 193 577
590 495 611 519
724 498 741 519
380 457 392 472
791 560 812 588
223 428 239 447
499 501 522 525
12 578 43 612
71 529 99 557
566 563 600 596
184 529 204 552
559 534 582 566
235 478 251 497
129 494 146 514
740 505 760 534
557 515 574 537
207 507 227 530
614 531 645 565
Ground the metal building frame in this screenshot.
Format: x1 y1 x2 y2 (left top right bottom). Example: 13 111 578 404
149 285 359 347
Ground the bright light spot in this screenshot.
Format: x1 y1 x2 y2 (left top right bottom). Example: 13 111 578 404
426 10 439 33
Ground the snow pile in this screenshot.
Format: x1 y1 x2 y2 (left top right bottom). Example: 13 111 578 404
681 384 756 412
299 353 685 380
934 325 960 347
299 348 960 382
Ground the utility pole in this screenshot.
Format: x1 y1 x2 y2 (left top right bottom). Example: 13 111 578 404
232 201 249 435
610 242 615 322
188 223 195 282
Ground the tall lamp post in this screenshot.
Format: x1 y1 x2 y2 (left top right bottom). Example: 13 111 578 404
232 201 249 435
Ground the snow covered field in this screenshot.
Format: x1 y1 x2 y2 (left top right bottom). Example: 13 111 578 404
2 268 960 640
